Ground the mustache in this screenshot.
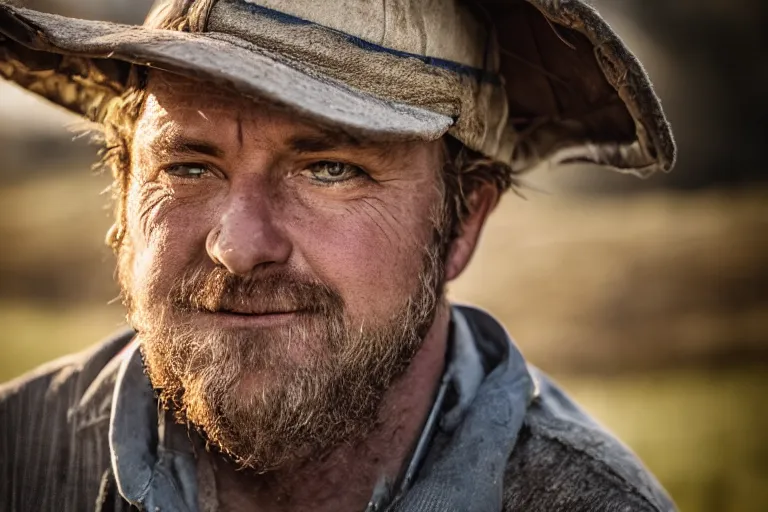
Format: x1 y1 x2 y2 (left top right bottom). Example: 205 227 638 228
169 267 343 316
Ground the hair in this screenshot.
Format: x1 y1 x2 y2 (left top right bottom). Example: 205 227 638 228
439 137 521 248
94 69 522 253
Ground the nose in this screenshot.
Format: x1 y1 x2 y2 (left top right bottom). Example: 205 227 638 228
206 184 292 275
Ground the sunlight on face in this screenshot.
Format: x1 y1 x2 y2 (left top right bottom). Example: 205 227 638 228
119 71 448 469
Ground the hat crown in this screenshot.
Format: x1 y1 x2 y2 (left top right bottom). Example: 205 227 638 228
146 0 492 69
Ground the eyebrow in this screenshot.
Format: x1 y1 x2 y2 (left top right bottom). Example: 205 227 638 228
148 128 393 162
287 129 364 154
171 139 225 159
149 135 226 160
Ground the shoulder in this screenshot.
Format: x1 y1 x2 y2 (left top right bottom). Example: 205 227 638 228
0 329 134 509
502 368 676 512
0 329 135 440
0 329 134 411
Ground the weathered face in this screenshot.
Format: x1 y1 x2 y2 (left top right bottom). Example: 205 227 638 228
121 71 449 469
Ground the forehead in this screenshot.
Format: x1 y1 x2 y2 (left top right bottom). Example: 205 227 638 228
133 71 440 165
137 72 410 154
137 71 319 136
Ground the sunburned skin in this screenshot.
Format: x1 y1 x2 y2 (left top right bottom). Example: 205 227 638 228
122 70 499 512
129 75 445 330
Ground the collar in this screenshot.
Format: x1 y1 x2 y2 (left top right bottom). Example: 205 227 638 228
367 304 491 510
109 343 199 511
382 305 537 512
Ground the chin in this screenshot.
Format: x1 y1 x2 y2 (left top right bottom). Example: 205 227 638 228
231 370 284 400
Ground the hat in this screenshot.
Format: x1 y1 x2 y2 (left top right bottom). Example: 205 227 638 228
0 0 675 176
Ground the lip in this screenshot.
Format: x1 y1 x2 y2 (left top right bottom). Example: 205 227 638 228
196 310 304 328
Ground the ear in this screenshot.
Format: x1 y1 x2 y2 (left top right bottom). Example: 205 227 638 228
444 183 500 281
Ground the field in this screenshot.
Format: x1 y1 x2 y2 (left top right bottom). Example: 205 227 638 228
1 168 766 511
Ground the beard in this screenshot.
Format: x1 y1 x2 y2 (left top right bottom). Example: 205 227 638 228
121 239 445 472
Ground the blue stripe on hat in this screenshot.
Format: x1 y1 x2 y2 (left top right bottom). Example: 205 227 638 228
232 0 501 84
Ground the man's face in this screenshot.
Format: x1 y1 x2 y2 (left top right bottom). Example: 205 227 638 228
121 71 448 470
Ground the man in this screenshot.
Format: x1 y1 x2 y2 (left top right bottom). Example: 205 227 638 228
0 0 677 511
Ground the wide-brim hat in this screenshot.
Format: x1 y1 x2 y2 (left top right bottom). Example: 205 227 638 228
0 0 675 176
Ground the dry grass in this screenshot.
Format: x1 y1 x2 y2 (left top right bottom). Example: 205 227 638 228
0 301 125 380
560 367 768 512
451 187 768 373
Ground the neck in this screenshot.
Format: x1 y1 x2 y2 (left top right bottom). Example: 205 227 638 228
210 302 452 512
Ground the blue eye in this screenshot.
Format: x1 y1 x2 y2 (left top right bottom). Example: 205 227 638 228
165 164 209 179
303 161 365 183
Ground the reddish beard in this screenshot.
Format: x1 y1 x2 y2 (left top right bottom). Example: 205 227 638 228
125 247 444 472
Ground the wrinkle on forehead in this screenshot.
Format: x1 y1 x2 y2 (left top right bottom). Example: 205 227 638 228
135 70 441 168
144 70 315 128
148 70 255 111
133 72 253 161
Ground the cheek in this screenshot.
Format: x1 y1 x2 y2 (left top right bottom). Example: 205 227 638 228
125 180 215 299
287 193 437 322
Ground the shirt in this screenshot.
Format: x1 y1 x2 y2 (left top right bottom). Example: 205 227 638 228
0 305 677 511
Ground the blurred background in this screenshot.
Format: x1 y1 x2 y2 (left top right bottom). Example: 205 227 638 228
1 1 766 510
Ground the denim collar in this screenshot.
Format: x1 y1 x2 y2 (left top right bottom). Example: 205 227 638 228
107 305 536 512
109 343 198 511
386 305 537 512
